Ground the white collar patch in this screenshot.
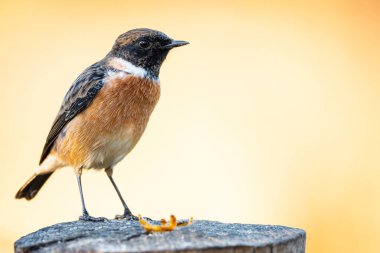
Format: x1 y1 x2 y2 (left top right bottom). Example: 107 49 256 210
109 57 147 79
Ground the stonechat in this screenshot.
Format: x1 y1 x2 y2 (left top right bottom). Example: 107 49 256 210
15 28 189 221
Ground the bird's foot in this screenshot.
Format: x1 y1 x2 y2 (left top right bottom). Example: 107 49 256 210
114 209 152 221
79 214 107 222
115 213 140 220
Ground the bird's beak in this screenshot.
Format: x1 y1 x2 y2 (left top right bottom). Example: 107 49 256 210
162 40 189 49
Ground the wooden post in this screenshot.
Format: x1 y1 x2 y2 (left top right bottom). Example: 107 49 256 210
14 220 306 253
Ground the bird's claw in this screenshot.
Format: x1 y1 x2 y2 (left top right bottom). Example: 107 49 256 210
114 209 152 221
115 213 139 220
79 214 107 222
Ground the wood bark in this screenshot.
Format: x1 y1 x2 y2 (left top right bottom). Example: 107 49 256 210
14 220 306 253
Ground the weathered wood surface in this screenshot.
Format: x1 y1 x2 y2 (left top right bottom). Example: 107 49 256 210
14 220 306 253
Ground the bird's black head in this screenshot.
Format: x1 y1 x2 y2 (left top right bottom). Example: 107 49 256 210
108 28 189 79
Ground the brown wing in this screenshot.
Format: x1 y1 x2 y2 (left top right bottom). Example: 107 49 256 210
39 62 107 164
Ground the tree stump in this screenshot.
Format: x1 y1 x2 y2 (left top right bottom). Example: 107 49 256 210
14 220 306 253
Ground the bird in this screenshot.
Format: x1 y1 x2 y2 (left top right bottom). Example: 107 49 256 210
15 28 189 221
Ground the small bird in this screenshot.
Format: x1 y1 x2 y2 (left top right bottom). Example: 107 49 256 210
15 28 188 221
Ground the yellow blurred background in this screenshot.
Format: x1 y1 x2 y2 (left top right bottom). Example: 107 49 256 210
0 0 379 252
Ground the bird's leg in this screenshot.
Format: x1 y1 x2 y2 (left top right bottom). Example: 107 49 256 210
76 168 106 222
105 167 138 220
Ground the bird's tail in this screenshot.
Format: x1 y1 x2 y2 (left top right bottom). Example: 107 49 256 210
15 173 53 200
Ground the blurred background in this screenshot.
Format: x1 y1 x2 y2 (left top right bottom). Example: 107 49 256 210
0 0 379 252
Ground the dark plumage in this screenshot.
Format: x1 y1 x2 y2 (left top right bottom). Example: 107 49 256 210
40 62 107 164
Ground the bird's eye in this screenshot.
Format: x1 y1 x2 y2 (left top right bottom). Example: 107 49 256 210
139 40 151 49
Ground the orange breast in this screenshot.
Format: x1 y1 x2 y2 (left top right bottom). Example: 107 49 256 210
56 75 160 169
